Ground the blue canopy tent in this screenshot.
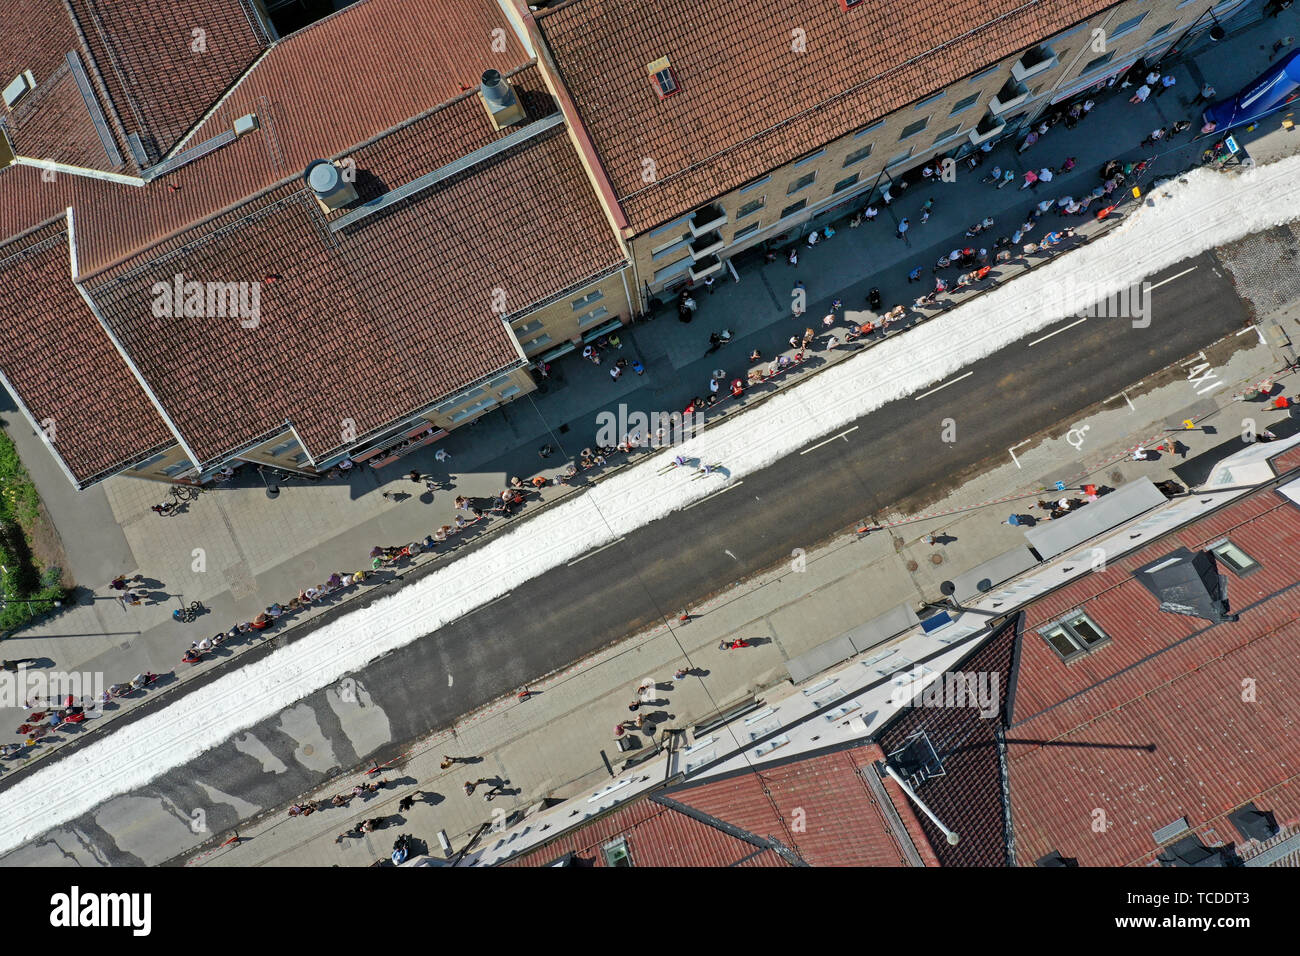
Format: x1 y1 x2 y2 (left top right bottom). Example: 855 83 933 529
1203 49 1300 133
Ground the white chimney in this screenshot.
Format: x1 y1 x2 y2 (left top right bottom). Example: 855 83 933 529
479 69 526 129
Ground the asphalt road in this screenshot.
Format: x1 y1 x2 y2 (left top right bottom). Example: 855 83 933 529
2 253 1252 865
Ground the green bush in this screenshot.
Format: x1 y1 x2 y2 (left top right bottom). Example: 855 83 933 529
0 431 68 633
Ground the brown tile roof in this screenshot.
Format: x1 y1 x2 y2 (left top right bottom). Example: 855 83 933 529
669 742 930 866
511 742 931 867
534 0 1109 234
0 219 173 485
84 109 622 467
1009 485 1300 867
875 617 1020 867
0 2 267 173
506 794 793 867
68 0 268 161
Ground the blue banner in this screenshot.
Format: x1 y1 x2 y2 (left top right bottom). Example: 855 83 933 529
1203 49 1300 132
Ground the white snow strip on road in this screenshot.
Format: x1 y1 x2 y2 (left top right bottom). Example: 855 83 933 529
3 158 1299 854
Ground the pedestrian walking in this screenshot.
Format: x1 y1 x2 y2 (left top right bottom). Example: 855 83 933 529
1266 0 1293 18
1140 127 1167 147
997 169 1015 189
1020 169 1038 190
1018 130 1038 153
1129 84 1151 104
896 218 909 239
1155 74 1176 97
435 448 451 464
920 208 930 224
1038 167 1054 185
907 266 923 283
863 205 878 221
1193 82 1216 104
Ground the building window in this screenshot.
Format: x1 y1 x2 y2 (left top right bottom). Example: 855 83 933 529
740 175 770 193
914 90 945 109
787 172 816 195
968 65 999 83
736 198 764 218
652 256 693 284
1150 20 1176 38
854 120 884 137
1110 12 1147 39
832 173 860 193
950 92 980 115
1053 24 1086 41
648 215 688 239
1210 540 1260 576
779 199 807 219
899 117 928 140
793 149 825 167
885 147 913 168
570 290 604 311
577 306 610 327
498 385 522 400
268 437 301 457
648 57 679 99
1041 611 1110 660
514 318 544 336
450 397 497 423
162 460 194 478
521 333 552 351
932 123 961 145
843 144 873 167
1080 51 1114 75
732 221 761 242
651 237 690 261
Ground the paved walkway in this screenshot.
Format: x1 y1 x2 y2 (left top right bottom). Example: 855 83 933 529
2 5 1297 761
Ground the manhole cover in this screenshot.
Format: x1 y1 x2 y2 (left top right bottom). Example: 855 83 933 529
302 744 314 756
930 554 944 565
893 537 905 552
301 559 318 574
1110 470 1125 484
906 560 918 571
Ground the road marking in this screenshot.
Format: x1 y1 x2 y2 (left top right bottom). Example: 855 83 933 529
1148 266 1197 290
724 549 738 561
1028 316 1087 348
684 481 743 510
448 673 453 687
567 537 626 566
799 425 859 454
914 371 973 400
1235 325 1256 336
1008 439 1031 470
463 591 512 617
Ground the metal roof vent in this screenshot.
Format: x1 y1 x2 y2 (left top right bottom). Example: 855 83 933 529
479 69 526 129
304 159 358 212
232 112 259 137
2 71 35 109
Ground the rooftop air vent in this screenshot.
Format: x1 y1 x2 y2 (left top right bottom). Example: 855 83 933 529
232 113 259 137
478 69 526 129
2 71 35 109
304 159 358 212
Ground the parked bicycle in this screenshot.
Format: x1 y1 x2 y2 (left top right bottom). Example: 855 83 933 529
172 600 205 623
168 484 203 502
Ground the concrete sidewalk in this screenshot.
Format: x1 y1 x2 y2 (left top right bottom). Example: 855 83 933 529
186 307 1299 865
5 6 1298 765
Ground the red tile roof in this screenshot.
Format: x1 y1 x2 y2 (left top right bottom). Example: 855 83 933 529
83 98 622 466
534 0 1109 234
68 0 268 161
0 2 267 173
1009 484 1300 866
510 742 931 867
506 793 792 867
670 743 929 866
0 219 173 484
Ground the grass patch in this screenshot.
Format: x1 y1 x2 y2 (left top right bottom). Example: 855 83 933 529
0 430 70 633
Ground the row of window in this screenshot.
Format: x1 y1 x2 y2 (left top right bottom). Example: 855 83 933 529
1043 541 1259 660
